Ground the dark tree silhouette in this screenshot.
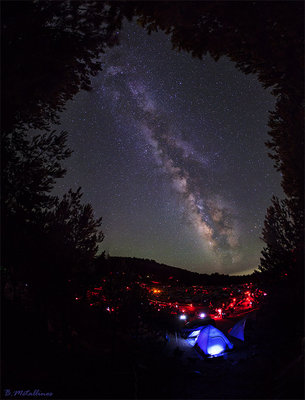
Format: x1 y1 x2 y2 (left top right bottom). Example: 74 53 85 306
2 1 114 295
43 188 104 288
259 196 304 284
2 0 122 134
2 129 104 297
2 129 72 218
26 188 104 326
1 128 72 288
266 95 304 204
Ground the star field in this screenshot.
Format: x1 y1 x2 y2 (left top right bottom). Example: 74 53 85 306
54 20 283 275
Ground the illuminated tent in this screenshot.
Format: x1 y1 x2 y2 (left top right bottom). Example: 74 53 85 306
228 317 247 341
195 325 233 356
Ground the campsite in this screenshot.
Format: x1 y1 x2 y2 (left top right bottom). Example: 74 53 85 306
3 264 304 398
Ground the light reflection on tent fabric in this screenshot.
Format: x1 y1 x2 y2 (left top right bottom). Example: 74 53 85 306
188 329 202 339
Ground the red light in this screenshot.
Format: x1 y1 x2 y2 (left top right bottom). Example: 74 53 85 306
75 297 79 300
90 303 93 306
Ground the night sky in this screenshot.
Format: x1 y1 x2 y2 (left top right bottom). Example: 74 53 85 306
54 20 283 275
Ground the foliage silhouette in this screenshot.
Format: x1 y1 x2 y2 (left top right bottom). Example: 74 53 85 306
2 128 72 290
2 129 72 217
259 196 303 283
2 0 121 134
2 1 111 297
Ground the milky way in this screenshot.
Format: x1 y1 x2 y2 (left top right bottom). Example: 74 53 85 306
55 20 283 275
104 66 241 267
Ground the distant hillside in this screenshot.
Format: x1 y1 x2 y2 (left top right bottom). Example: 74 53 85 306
97 255 252 285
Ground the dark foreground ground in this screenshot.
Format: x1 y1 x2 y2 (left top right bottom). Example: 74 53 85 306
2 297 304 399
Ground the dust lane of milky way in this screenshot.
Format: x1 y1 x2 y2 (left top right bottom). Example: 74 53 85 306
54 20 283 275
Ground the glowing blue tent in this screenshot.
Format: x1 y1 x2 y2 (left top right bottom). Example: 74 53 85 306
229 317 247 341
195 325 233 356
